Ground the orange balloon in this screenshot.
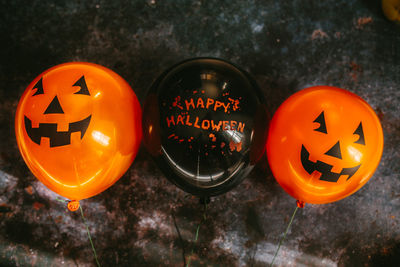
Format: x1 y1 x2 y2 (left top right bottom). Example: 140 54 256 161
267 86 383 204
15 62 142 201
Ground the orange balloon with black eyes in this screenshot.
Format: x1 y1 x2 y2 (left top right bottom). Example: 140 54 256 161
15 62 142 202
267 86 384 205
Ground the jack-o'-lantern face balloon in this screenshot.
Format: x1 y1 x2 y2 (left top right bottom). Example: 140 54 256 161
15 62 142 201
267 86 383 204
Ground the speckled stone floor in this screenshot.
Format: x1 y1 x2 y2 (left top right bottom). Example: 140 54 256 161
0 0 399 266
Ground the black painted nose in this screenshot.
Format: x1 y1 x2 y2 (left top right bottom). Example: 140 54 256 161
44 96 64 114
325 141 342 159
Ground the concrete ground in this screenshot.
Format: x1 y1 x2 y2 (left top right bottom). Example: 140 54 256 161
0 0 399 266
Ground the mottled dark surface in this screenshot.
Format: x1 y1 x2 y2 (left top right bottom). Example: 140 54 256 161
1 0 399 266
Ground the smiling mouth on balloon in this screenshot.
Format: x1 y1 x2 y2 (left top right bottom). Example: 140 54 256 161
24 115 91 147
300 145 361 182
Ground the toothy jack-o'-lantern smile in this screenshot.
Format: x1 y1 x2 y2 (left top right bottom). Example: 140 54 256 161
24 76 92 147
300 111 365 183
15 62 142 201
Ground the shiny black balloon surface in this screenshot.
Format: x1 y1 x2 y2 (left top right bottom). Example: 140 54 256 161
143 58 269 197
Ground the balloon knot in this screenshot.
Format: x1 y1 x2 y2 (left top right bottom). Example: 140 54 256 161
67 200 80 212
199 196 210 205
296 200 305 208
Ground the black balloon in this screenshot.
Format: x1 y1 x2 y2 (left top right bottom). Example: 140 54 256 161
143 58 269 197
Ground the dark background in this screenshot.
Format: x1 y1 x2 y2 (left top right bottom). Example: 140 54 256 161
0 0 399 266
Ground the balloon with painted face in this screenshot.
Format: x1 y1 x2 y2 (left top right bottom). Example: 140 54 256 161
15 62 142 201
143 58 269 197
267 86 384 205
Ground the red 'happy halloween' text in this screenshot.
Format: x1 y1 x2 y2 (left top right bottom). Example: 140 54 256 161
166 115 245 132
166 95 245 132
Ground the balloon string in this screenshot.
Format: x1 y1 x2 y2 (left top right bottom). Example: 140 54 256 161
54 198 100 266
270 206 299 267
79 205 101 267
172 212 186 266
186 201 208 267
55 197 68 203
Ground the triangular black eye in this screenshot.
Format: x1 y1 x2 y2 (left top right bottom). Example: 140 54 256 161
73 76 90 96
313 111 327 134
353 122 365 145
32 78 44 96
44 96 64 114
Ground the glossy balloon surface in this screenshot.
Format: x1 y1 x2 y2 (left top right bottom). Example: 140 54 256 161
15 62 142 200
267 86 383 204
143 58 269 197
382 0 400 23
